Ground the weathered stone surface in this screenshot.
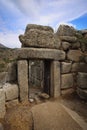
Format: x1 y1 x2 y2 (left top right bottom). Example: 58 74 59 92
57 25 76 36
0 89 5 118
79 63 87 72
19 30 55 48
77 72 87 89
62 42 71 51
61 74 73 89
3 83 18 101
59 36 77 43
0 72 7 85
54 34 61 49
5 99 19 109
67 50 83 62
17 48 65 60
6 62 17 83
84 55 87 63
25 24 54 33
72 42 80 49
71 63 79 72
18 60 28 101
77 87 87 100
51 61 61 97
19 24 58 49
61 62 72 74
0 123 4 130
72 62 87 72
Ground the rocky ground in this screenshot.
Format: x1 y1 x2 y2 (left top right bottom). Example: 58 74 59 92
60 90 87 123
0 90 87 130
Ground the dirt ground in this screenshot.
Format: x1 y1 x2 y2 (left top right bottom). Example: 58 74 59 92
1 89 87 130
2 101 34 130
60 89 87 122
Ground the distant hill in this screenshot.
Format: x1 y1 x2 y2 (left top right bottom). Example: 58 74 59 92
0 45 17 72
0 43 8 48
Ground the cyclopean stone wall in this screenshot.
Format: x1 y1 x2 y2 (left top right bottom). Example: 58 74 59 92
18 24 87 98
0 24 87 119
57 25 87 99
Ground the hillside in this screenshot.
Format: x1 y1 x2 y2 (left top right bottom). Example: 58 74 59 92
0 43 8 48
0 46 17 72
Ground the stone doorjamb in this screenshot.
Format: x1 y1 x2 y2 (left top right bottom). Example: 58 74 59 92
18 59 61 101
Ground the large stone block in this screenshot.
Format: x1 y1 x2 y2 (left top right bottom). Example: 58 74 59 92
25 24 54 33
0 72 7 85
59 36 77 43
71 63 79 72
79 63 87 72
71 42 80 49
6 62 17 83
0 89 5 119
57 25 76 36
17 48 65 61
77 72 87 89
3 83 18 101
51 61 61 97
67 50 83 62
61 62 72 74
72 62 87 72
19 24 60 49
77 87 87 100
19 30 55 48
62 42 71 51
61 74 73 89
18 60 29 101
54 34 61 49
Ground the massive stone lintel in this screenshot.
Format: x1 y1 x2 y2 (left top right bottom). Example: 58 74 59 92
17 48 65 60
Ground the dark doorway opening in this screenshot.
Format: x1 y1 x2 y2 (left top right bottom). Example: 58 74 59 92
29 60 44 98
44 60 51 96
28 59 52 99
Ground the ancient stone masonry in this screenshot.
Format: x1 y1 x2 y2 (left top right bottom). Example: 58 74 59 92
0 24 87 119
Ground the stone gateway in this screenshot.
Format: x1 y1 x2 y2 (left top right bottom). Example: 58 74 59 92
0 24 87 118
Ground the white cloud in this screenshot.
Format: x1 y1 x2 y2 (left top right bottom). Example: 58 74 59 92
1 0 87 26
0 30 23 48
9 0 41 17
0 0 87 48
9 0 87 25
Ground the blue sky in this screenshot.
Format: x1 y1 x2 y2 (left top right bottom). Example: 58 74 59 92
0 0 87 48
